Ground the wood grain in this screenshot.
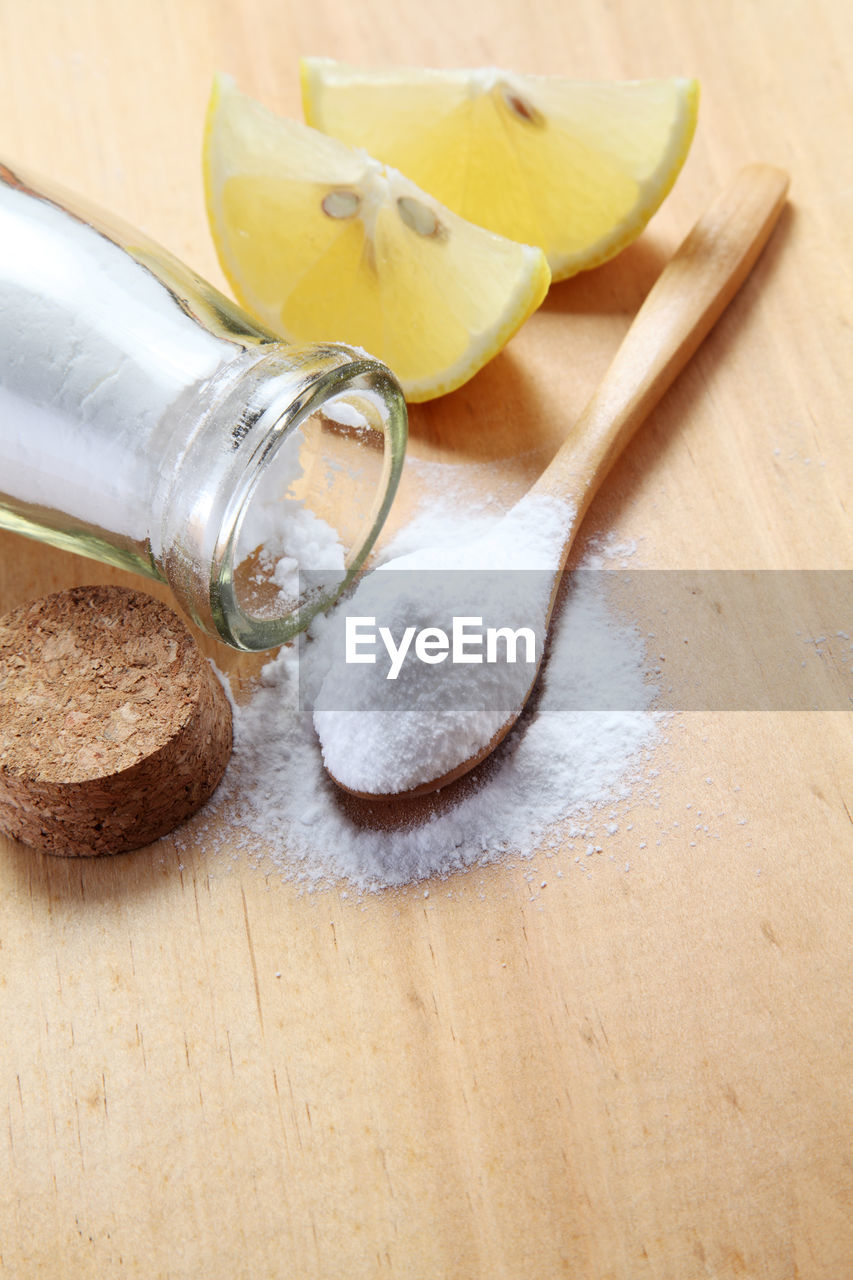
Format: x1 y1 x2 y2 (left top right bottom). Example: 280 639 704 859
1 1 852 1277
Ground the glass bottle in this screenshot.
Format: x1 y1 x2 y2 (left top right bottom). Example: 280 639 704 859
0 161 408 650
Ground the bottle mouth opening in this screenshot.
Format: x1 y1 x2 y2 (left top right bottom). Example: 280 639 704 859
212 363 407 651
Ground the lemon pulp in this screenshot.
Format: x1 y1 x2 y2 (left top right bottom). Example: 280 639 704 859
302 60 699 280
203 74 551 401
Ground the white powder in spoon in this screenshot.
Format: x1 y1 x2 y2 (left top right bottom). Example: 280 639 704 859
198 471 660 891
313 493 571 794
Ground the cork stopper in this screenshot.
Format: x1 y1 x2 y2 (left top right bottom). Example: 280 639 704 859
0 585 233 856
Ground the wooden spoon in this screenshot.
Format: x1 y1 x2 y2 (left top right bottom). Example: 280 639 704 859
320 164 790 799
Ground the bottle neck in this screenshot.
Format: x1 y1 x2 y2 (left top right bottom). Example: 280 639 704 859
156 344 407 651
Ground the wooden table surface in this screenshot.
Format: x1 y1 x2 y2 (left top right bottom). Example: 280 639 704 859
1 1 852 1276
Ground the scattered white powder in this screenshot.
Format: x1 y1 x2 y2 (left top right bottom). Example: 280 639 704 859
200 474 661 891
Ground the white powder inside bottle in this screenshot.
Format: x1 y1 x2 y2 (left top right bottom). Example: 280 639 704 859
0 181 230 539
1 178 348 605
197 466 660 891
235 425 347 609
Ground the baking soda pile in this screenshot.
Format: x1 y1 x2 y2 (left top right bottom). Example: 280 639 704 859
202 464 661 891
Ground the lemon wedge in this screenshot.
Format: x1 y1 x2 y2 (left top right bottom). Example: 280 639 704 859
301 59 699 281
203 74 551 402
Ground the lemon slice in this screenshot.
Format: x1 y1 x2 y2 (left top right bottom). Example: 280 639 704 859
203 74 551 402
301 59 699 281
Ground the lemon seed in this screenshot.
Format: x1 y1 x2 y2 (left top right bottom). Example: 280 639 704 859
396 196 442 238
502 89 544 126
322 189 361 219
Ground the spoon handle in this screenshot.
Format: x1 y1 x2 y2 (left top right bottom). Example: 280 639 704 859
533 163 790 532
